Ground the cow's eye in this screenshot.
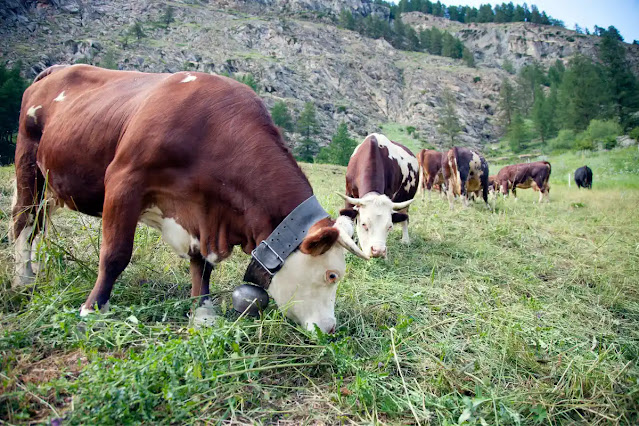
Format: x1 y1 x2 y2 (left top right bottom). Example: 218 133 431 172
325 270 339 283
362 223 369 231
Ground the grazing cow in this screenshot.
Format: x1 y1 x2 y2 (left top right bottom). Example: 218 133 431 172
339 133 418 258
11 64 367 333
495 161 552 202
417 149 446 200
574 166 593 189
441 147 489 209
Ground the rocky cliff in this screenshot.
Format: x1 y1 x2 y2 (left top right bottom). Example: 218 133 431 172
1 0 637 149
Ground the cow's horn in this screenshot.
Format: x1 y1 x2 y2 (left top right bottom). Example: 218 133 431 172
336 192 363 206
337 228 369 260
392 198 415 210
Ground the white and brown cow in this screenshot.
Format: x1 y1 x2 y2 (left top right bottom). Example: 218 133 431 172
339 133 418 258
10 64 368 333
441 146 490 209
495 161 552 202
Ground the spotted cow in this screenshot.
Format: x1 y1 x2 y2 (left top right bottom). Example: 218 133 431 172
10 64 368 333
339 134 418 258
496 161 552 202
441 146 490 209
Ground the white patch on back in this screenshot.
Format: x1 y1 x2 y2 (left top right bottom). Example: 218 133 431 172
139 207 199 258
53 91 66 102
27 105 42 123
180 73 197 83
369 133 419 194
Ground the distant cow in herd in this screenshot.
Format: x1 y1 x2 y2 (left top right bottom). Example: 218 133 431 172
441 147 490 209
574 166 593 189
495 161 552 202
340 133 418 258
11 64 368 334
417 149 446 200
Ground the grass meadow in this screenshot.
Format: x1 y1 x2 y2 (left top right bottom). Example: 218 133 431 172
1 148 638 424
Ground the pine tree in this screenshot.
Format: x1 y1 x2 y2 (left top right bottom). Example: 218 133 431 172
271 101 294 132
130 21 146 41
339 9 356 31
437 89 461 145
161 6 175 29
317 122 357 166
531 87 556 144
462 47 475 67
0 63 29 164
498 78 517 126
508 113 526 153
100 49 118 70
598 26 639 129
295 102 320 162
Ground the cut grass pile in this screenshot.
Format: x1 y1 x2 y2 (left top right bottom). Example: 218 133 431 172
1 151 638 424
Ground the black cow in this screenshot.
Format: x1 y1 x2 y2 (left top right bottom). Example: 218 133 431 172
574 166 593 189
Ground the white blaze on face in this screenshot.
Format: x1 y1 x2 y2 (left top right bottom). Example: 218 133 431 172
269 245 346 333
354 192 395 258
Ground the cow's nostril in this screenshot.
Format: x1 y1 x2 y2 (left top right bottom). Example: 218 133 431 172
328 325 336 334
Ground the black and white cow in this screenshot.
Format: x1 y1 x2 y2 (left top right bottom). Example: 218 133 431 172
339 133 419 258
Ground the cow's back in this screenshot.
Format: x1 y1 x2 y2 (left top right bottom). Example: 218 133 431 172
346 134 418 203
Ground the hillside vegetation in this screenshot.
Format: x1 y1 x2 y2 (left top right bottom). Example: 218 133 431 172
1 148 638 424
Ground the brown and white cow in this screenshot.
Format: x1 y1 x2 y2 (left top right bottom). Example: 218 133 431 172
10 64 367 333
495 161 551 202
338 134 418 258
441 146 490 209
417 149 446 200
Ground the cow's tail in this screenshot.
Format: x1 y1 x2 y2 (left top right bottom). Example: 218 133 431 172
33 64 70 84
544 161 552 175
447 149 461 196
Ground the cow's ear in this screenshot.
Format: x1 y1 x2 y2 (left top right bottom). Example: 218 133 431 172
391 212 408 223
339 208 358 219
300 227 340 256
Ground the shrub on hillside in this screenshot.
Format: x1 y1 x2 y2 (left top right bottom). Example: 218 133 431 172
630 127 639 141
582 119 622 150
548 129 576 151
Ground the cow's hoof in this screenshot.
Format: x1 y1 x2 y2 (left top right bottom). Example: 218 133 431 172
401 238 410 245
12 274 35 289
192 299 219 329
79 301 110 317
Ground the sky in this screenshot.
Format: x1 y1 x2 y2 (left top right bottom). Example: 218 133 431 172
395 1 639 42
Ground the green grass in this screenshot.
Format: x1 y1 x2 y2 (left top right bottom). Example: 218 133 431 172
1 152 638 424
380 123 424 154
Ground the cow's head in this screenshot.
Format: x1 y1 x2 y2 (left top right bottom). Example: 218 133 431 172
338 192 414 258
267 216 368 333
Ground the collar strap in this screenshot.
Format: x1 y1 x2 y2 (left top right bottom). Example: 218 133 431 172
244 195 329 286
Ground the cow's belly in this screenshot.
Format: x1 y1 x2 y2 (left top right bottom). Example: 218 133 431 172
466 177 482 192
516 177 535 190
139 206 203 260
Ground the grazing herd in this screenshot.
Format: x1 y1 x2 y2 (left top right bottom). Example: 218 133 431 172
9 65 594 334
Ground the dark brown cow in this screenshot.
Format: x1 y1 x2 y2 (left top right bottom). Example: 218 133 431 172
441 146 490 209
495 161 551 202
338 133 418 258
417 149 446 200
11 64 367 333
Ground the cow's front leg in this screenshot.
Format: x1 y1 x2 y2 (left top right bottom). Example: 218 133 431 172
81 181 141 316
401 219 410 244
190 255 217 328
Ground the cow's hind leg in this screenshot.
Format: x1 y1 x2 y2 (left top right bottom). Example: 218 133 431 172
190 255 218 327
401 218 410 244
81 175 142 315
